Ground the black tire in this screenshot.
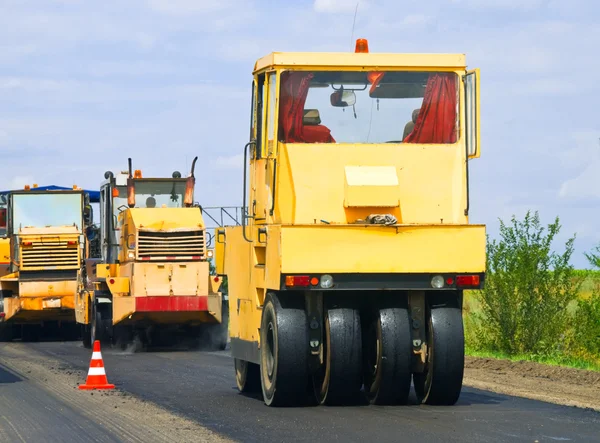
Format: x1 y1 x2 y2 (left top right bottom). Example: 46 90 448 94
363 307 412 405
0 324 13 342
91 303 110 346
413 301 464 405
218 299 229 350
82 324 91 348
313 307 363 406
260 292 309 406
21 325 40 342
234 358 261 393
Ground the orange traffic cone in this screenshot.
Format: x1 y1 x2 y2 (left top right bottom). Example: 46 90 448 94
78 340 115 390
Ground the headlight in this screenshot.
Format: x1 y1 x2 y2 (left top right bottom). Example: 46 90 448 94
320 274 334 289
128 251 135 259
431 275 444 289
207 250 214 258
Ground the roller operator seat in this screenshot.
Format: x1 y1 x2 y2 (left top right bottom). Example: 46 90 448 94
302 109 335 143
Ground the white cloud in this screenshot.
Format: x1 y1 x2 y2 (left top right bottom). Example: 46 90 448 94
147 0 229 15
314 0 368 13
450 0 545 10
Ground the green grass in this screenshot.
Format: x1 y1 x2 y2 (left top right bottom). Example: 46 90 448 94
465 347 600 372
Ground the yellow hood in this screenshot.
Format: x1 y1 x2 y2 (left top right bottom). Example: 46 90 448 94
127 208 205 232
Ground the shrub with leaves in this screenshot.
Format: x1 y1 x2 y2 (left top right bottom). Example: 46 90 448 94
471 210 583 356
572 247 600 358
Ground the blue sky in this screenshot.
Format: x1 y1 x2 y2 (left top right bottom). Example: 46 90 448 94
1 0 599 267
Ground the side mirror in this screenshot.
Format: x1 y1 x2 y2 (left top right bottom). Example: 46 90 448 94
330 90 356 107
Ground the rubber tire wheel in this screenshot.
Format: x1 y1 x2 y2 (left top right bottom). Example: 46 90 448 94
90 304 108 346
21 325 40 342
260 293 309 406
235 358 261 393
313 307 363 406
82 324 91 349
218 300 229 351
413 304 464 405
363 307 412 405
0 324 13 342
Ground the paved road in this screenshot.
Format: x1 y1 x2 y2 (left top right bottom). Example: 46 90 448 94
0 362 123 443
0 343 228 443
23 341 600 443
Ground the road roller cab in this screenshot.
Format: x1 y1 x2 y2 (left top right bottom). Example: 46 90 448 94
215 39 485 406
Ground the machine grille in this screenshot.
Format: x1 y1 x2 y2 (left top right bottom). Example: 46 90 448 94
21 241 80 270
137 230 206 260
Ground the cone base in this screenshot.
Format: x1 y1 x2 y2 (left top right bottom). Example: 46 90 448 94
78 383 115 390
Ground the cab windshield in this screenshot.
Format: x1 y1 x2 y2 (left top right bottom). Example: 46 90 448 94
114 180 187 209
278 70 459 145
11 193 83 231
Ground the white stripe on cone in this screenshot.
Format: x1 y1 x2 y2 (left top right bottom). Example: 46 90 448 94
88 367 107 376
91 352 102 359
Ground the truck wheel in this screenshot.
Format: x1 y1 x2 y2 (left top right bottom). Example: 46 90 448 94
91 304 110 346
413 301 464 405
235 358 261 393
82 325 91 348
313 307 363 405
363 306 412 405
0 324 13 342
22 325 41 342
260 293 308 406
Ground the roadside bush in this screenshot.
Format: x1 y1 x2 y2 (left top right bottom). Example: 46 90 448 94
572 248 600 358
469 210 583 356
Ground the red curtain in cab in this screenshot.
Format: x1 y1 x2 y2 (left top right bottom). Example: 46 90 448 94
403 73 457 144
279 72 335 143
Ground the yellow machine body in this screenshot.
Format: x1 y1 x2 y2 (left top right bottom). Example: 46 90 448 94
75 164 226 350
76 208 222 327
216 42 485 407
0 190 86 327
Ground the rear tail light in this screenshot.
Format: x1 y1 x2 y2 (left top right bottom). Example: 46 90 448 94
456 275 480 287
285 275 310 287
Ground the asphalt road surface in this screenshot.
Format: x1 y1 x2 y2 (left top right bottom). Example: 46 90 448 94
2 340 595 443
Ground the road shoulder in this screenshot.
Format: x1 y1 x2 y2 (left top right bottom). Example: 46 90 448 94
464 356 600 412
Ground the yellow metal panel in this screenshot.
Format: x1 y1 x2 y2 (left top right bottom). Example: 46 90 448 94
113 296 135 324
220 226 254 341
254 53 466 72
106 276 130 296
75 290 91 324
279 224 486 274
128 208 205 230
19 280 78 298
344 166 400 208
129 262 208 297
214 228 226 275
265 225 282 289
278 143 465 225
